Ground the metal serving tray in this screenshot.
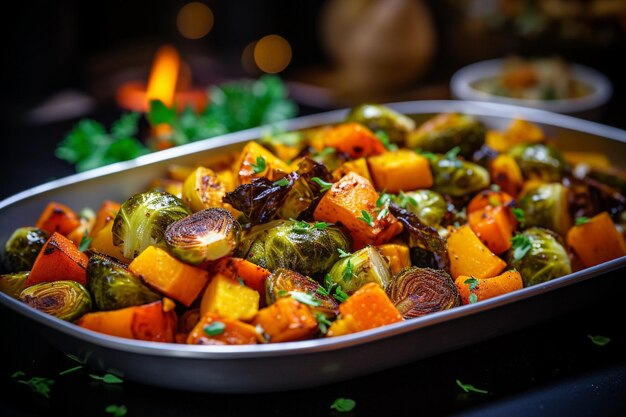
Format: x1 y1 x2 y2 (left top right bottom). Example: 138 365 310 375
1 101 625 393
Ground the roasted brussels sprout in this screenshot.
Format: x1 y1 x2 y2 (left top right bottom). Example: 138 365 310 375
386 267 459 318
239 220 351 277
430 155 490 197
509 143 568 182
112 190 191 259
507 228 572 287
407 113 486 157
19 280 92 321
4 227 49 272
403 190 447 227
0 271 29 298
265 268 339 317
87 253 160 311
518 183 572 235
346 104 416 144
327 246 391 293
166 208 240 265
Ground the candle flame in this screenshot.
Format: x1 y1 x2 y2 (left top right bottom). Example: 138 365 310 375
146 45 180 108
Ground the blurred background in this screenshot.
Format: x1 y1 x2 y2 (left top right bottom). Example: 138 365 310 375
1 0 626 197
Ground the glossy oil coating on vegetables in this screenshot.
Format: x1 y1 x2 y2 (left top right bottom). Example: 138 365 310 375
2 105 626 346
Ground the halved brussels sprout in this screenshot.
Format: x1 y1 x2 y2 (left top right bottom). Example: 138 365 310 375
509 143 568 182
87 253 160 311
112 190 191 259
327 246 391 293
19 280 92 321
0 271 29 298
407 113 486 157
430 155 490 197
346 104 416 144
239 219 351 278
518 183 571 235
506 227 572 287
4 227 49 272
265 268 339 317
386 267 459 318
403 190 447 227
166 208 241 265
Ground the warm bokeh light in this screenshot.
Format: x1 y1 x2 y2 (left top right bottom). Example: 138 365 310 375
253 35 292 74
177 2 214 40
241 41 259 75
146 45 180 107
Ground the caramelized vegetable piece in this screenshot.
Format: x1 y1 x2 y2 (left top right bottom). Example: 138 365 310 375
4 227 49 272
209 257 271 295
236 141 291 184
91 201 121 237
129 246 209 306
322 122 386 159
187 312 261 345
455 270 523 305
182 166 240 217
0 272 29 298
200 273 260 321
489 155 524 197
346 103 415 143
89 219 131 264
468 206 517 255
332 158 373 183
386 267 459 318
376 243 411 275
467 190 515 214
313 172 403 249
566 212 626 267
149 178 183 198
486 119 544 152
35 202 81 236
447 225 507 279
26 232 88 287
407 113 486 157
67 210 96 247
367 150 433 193
76 300 177 342
327 246 392 293
328 283 402 337
253 297 318 343
19 280 92 321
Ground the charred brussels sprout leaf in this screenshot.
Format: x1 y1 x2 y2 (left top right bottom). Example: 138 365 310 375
407 113 486 157
166 208 241 265
265 268 338 317
112 190 191 259
224 177 293 224
0 271 29 298
277 158 333 220
87 253 160 311
346 104 415 144
238 219 351 278
403 190 447 227
506 227 572 287
518 183 571 235
19 280 92 321
327 246 392 293
386 267 459 318
4 227 49 272
430 155 490 197
509 143 567 182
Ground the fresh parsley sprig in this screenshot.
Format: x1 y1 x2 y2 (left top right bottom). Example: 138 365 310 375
510 234 532 260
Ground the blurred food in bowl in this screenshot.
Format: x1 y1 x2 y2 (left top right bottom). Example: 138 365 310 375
450 56 613 117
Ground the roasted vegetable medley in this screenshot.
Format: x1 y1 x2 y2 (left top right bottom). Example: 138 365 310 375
3 104 626 345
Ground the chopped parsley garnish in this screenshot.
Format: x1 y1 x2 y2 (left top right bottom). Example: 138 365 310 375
337 248 351 258
315 313 332 334
290 291 322 307
376 192 392 208
357 210 375 227
510 234 532 260
274 177 289 187
78 230 92 252
251 156 267 174
464 277 478 291
278 289 288 297
331 397 356 412
89 373 124 384
456 379 489 394
14 375 55 398
469 293 478 304
203 321 226 336
512 207 525 225
333 286 349 303
59 365 83 376
416 149 436 161
575 216 590 226
316 286 330 297
313 221 330 230
343 260 355 282
588 334 610 346
395 191 418 209
311 177 333 192
105 405 128 417
292 219 311 233
376 207 389 221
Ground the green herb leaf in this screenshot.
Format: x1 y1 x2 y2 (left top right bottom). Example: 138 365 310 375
331 397 356 412
416 149 436 161
464 277 478 291
315 313 332 334
78 230 92 252
252 156 267 174
105 405 128 417
203 322 226 336
316 286 330 297
445 146 461 160
376 207 389 221
456 379 489 394
11 371 25 378
278 289 288 297
324 274 336 292
469 293 478 304
290 291 322 307
292 219 311 233
337 248 351 258
376 193 392 208
512 207 525 225
16 376 55 398
311 177 333 192
575 216 590 226
65 354 85 364
147 99 178 126
343 260 355 282
313 222 330 230
274 177 289 187
333 286 349 303
510 234 532 260
89 373 123 384
237 276 246 286
375 130 398 151
357 210 374 227
588 334 610 346
59 365 83 376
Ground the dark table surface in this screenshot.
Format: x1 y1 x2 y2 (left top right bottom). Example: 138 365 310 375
1 99 625 417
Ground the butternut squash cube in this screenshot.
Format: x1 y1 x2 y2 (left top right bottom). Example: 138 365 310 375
200 273 260 321
368 150 433 192
252 297 317 343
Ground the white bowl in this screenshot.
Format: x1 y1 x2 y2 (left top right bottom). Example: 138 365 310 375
450 58 613 116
